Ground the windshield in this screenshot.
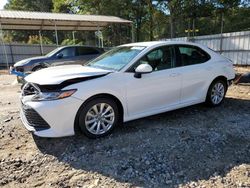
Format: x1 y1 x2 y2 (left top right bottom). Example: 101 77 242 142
87 46 145 71
46 47 62 57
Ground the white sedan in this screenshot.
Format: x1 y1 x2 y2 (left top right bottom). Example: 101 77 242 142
20 41 235 138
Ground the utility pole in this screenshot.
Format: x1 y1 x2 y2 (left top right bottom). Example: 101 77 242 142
220 11 224 54
72 31 76 45
188 19 191 38
192 19 195 37
0 22 9 70
39 30 43 55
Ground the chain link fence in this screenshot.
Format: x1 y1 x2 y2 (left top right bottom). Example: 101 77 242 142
0 43 58 68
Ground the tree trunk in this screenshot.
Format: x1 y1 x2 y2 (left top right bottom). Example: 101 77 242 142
136 18 141 42
169 14 176 38
147 0 154 40
168 5 175 38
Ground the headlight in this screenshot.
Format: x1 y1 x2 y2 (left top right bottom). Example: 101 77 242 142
32 89 77 101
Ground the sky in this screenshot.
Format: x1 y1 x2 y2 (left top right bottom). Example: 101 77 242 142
0 0 7 10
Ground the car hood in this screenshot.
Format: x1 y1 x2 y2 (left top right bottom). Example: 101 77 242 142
25 65 112 85
14 56 46 66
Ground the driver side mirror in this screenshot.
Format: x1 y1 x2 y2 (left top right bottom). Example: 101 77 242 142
56 53 63 59
134 64 153 78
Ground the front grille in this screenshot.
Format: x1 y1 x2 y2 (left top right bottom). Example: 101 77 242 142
22 103 50 130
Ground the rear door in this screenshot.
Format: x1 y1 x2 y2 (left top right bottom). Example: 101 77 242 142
174 45 212 103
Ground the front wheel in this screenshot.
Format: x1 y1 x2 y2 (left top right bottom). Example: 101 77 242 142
78 98 119 138
32 66 43 72
206 80 227 106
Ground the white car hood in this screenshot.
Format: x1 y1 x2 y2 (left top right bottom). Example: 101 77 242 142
25 65 111 85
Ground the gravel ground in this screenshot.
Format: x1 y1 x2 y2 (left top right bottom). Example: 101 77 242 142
0 68 249 188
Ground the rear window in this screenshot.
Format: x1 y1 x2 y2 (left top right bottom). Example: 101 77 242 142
77 47 100 56
177 45 210 66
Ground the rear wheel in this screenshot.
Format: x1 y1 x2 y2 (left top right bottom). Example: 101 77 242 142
206 79 227 106
78 98 119 138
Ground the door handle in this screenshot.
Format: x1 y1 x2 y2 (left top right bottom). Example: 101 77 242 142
169 73 180 77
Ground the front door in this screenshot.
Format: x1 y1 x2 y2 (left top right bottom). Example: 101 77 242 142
49 47 77 66
124 46 182 117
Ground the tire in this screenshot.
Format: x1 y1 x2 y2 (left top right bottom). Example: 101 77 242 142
78 97 119 138
32 66 43 72
206 79 227 107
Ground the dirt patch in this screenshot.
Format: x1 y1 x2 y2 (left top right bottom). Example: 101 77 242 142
0 68 249 187
234 66 250 74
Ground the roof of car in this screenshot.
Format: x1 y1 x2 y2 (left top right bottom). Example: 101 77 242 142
60 45 103 49
121 41 200 47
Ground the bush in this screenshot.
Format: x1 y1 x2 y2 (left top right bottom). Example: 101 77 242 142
27 35 53 44
61 39 84 45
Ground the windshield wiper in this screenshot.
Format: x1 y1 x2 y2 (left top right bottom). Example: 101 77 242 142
86 65 116 71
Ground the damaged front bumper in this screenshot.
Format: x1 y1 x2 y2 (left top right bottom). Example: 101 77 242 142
20 95 83 138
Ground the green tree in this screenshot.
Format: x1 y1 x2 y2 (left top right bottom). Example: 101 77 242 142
53 0 72 13
3 0 250 44
4 0 53 43
27 35 53 44
5 0 53 11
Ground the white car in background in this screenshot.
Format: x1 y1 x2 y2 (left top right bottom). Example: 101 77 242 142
20 41 235 138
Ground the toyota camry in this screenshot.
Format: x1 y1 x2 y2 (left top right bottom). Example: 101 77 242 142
20 41 235 138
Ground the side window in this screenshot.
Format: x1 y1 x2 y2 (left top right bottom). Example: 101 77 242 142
77 47 100 56
129 46 174 72
59 47 76 58
176 45 210 66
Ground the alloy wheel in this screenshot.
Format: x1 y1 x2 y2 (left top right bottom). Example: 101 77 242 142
211 82 225 105
85 103 115 135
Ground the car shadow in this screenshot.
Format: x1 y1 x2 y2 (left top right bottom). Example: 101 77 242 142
33 97 250 187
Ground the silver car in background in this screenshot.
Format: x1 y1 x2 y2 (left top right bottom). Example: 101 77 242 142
12 46 104 72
